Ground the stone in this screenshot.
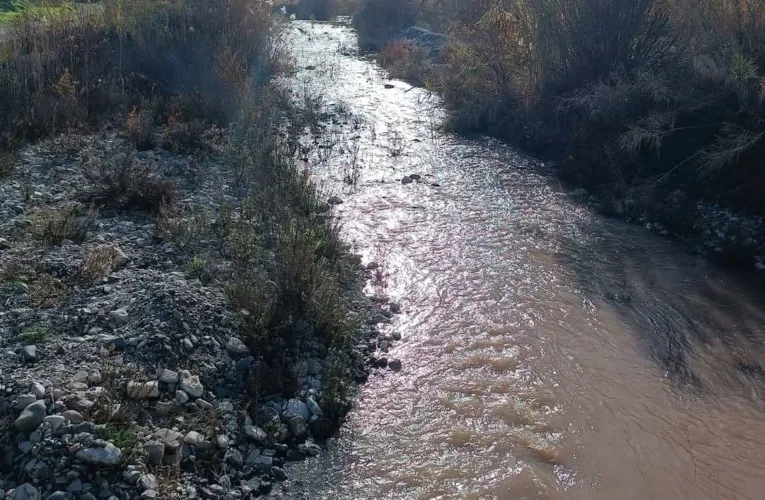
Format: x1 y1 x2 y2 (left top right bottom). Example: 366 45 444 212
145 441 164 466
45 493 70 500
109 308 129 326
285 448 305 462
62 410 84 423
30 382 46 398
155 428 184 452
158 369 179 384
389 302 401 314
175 390 190 404
15 400 46 431
138 474 158 491
87 370 102 384
112 246 130 268
328 196 343 205
306 396 323 418
127 381 159 399
288 416 307 439
22 345 37 362
43 415 65 431
251 455 273 471
216 435 229 449
401 176 413 185
225 449 243 468
282 399 310 420
245 449 261 465
12 483 40 500
103 336 126 351
141 491 157 499
179 371 204 398
389 359 402 371
66 479 83 493
299 442 322 456
0 237 10 250
16 394 37 409
225 337 249 355
76 445 121 466
73 421 96 434
271 466 287 481
196 399 214 411
244 424 267 442
23 458 50 479
184 431 205 445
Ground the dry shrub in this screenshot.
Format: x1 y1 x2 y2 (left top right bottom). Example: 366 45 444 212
353 0 418 51
84 152 176 213
30 273 68 308
82 245 118 281
0 0 279 151
32 204 98 245
126 106 156 151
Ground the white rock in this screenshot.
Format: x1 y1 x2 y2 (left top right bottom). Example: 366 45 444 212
76 444 121 466
30 382 46 398
71 371 89 384
225 337 249 355
127 381 159 399
178 371 203 398
109 308 129 325
184 431 205 445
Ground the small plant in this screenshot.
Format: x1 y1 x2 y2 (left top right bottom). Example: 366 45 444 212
97 423 139 467
126 106 156 151
82 245 118 281
19 325 51 343
32 204 97 245
29 274 68 308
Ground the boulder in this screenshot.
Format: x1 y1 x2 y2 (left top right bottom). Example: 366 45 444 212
179 371 204 398
76 444 121 466
15 400 46 431
127 381 159 399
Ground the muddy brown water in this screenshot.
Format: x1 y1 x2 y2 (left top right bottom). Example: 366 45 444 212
283 21 765 499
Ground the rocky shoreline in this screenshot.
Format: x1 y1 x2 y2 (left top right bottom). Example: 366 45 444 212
0 128 403 499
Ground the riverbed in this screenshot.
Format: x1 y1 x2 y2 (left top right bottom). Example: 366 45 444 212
283 20 765 500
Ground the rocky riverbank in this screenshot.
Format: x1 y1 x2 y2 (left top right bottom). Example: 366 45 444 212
0 123 403 499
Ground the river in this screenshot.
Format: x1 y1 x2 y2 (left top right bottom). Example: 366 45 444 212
283 20 765 500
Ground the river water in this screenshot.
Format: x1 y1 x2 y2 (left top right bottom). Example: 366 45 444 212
283 21 765 500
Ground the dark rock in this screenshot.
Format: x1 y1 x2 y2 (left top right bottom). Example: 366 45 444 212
310 418 336 441
271 466 287 481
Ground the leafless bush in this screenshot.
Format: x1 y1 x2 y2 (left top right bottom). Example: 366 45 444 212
84 152 176 213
